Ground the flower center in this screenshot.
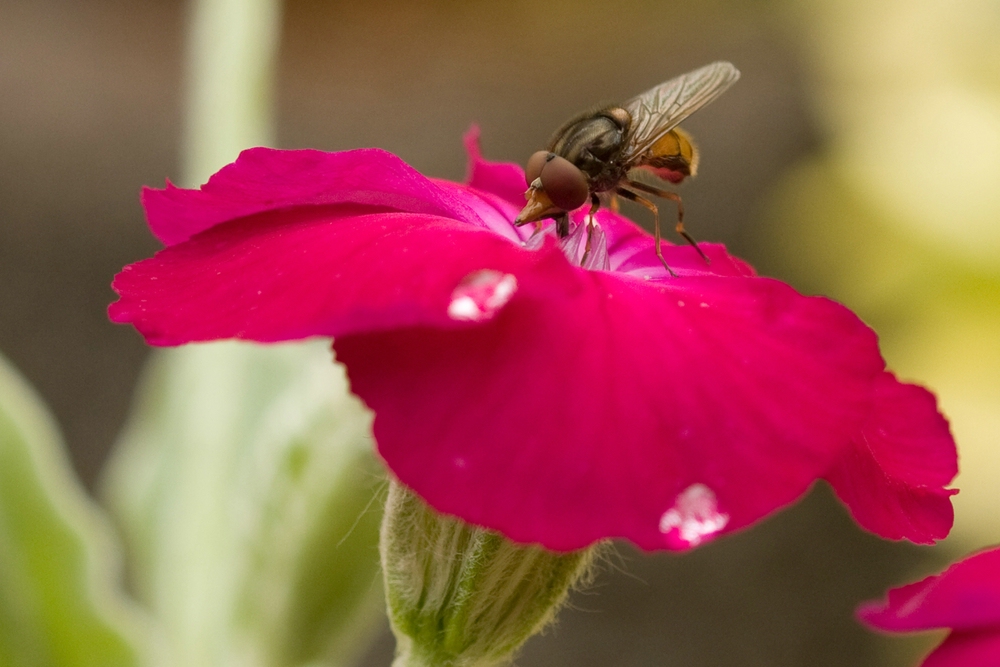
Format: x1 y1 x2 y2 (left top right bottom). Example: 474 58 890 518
523 219 611 271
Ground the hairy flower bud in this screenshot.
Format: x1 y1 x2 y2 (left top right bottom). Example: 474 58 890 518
380 481 599 667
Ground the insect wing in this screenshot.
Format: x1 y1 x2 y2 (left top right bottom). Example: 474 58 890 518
620 61 740 164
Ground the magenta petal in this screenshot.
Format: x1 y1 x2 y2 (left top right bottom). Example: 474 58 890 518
590 209 755 279
143 147 504 245
859 546 1000 667
825 373 958 543
463 125 530 208
114 136 960 553
335 257 886 551
110 208 551 345
859 547 1000 632
920 631 1000 667
428 178 527 243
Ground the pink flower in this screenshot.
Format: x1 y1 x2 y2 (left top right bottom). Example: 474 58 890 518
859 546 1000 666
109 128 957 551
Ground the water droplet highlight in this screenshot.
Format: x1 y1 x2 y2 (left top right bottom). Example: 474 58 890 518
448 270 518 322
659 484 729 549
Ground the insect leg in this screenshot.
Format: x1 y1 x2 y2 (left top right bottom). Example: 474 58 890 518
625 179 709 264
555 213 570 238
615 187 676 277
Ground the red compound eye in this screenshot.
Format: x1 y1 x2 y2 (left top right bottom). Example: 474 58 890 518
539 155 589 211
525 150 551 185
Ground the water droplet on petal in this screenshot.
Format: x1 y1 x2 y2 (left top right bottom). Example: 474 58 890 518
659 484 729 549
677 300 686 307
447 270 518 322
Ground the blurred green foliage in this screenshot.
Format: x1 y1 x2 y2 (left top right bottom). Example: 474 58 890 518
767 0 1000 549
102 341 386 667
0 352 143 667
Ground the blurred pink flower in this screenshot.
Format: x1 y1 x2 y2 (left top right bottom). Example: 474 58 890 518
109 128 957 551
860 546 1000 666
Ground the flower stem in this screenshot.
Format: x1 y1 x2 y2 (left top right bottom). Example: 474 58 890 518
182 0 282 186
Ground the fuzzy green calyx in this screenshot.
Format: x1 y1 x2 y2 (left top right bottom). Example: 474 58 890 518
380 481 598 667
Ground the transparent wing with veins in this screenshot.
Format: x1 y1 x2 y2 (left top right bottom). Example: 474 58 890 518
619 61 740 164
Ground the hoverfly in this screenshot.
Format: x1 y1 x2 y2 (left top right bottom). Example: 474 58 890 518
515 61 740 273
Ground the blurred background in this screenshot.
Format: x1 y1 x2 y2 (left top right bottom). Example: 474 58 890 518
1 0 997 665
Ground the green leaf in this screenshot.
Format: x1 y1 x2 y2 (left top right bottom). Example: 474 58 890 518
0 352 144 667
102 341 385 667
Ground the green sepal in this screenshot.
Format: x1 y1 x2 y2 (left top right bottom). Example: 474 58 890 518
381 481 598 667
